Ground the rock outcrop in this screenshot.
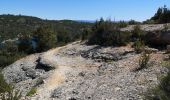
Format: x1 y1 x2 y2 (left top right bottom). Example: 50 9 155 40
2 53 55 95
145 31 170 45
2 41 169 100
121 24 170 46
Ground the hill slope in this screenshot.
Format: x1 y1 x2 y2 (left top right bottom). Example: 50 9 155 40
2 41 169 100
0 14 93 42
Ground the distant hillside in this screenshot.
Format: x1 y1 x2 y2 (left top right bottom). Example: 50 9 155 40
75 20 95 23
0 14 93 42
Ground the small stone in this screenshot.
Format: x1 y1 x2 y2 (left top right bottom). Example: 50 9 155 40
115 87 121 92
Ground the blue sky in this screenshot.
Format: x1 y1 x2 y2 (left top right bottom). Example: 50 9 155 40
0 0 169 21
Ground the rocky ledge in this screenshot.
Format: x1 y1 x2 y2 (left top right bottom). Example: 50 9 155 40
2 41 169 100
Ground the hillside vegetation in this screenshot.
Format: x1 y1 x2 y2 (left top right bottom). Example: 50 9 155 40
0 6 170 100
144 5 170 24
0 14 93 68
0 14 92 42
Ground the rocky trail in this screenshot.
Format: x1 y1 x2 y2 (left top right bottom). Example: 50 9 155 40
2 41 169 100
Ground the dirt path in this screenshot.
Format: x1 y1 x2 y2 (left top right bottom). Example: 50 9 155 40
31 43 99 99
31 46 70 99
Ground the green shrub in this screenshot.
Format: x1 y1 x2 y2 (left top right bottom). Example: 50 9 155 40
151 5 170 23
145 73 170 100
145 60 170 100
128 20 141 25
33 26 57 52
81 28 91 41
26 87 37 96
0 73 22 100
0 73 11 93
133 40 145 53
87 18 131 46
116 21 128 28
18 34 34 54
0 51 25 68
111 31 131 46
143 19 155 24
135 52 150 71
131 25 144 40
57 29 72 44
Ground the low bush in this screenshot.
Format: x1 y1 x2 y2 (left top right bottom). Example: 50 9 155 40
128 20 141 25
133 40 145 53
26 87 37 96
0 52 25 68
87 18 131 46
33 26 57 52
0 41 26 68
144 59 170 100
131 25 146 41
81 28 91 41
0 73 21 100
135 52 150 71
116 21 128 28
145 73 170 100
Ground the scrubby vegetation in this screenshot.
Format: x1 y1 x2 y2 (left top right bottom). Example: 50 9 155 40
145 60 170 100
0 14 92 42
81 28 91 41
144 5 170 24
0 14 93 69
128 20 141 25
0 73 21 100
86 18 150 48
0 42 26 68
26 87 37 97
33 26 56 52
133 40 145 53
131 25 145 40
136 52 150 71
87 18 131 46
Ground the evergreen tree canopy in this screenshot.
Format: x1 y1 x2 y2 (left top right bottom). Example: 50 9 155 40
151 5 170 23
87 18 131 46
33 26 57 52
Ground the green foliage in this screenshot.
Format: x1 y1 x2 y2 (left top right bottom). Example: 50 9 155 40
135 52 150 71
0 73 22 100
57 29 72 44
145 60 170 100
131 25 144 40
116 21 128 28
0 42 26 68
145 73 170 100
1 42 18 53
87 18 131 46
0 14 92 42
0 53 25 68
33 26 56 52
133 40 145 53
151 5 170 23
128 20 141 25
112 31 131 46
0 14 93 69
81 28 91 41
0 73 11 93
18 34 34 54
143 19 155 24
26 87 37 97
